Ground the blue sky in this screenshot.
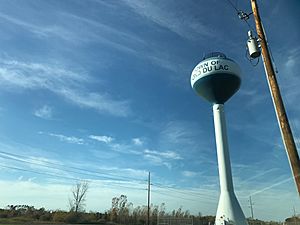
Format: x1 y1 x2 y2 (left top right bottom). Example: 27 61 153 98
0 0 299 221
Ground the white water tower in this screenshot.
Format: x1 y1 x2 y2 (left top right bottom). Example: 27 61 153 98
191 52 247 225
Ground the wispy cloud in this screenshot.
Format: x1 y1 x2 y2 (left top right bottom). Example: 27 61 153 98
144 149 182 160
121 0 214 40
58 89 131 117
238 87 269 108
0 59 131 117
49 133 84 145
40 132 84 145
0 12 82 42
160 121 199 146
181 170 198 178
34 105 53 119
132 138 143 146
60 12 145 52
143 149 182 169
143 154 171 169
158 120 212 158
248 175 294 197
89 135 114 144
60 11 188 77
280 47 300 107
1 8 189 80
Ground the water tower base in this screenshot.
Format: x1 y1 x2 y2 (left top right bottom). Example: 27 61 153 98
215 191 248 225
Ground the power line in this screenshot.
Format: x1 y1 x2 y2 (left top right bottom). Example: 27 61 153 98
0 163 146 191
151 184 217 202
0 150 217 198
0 164 81 182
224 0 258 37
152 183 217 199
3 148 218 199
0 150 146 183
225 0 239 12
0 161 212 203
151 190 201 203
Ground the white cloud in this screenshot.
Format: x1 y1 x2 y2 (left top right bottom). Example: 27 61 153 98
60 12 145 52
47 133 84 145
27 156 63 167
132 138 143 146
143 149 182 168
0 59 131 117
181 170 198 178
144 149 182 160
0 12 89 43
160 121 200 147
280 48 300 107
144 154 171 169
121 0 214 40
89 135 114 144
28 177 37 182
295 137 300 149
58 89 130 117
109 143 141 155
34 105 53 119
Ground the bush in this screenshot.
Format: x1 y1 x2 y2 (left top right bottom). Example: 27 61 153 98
39 213 52 221
65 212 81 223
52 211 68 222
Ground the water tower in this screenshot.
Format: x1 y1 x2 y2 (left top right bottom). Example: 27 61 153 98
191 52 247 225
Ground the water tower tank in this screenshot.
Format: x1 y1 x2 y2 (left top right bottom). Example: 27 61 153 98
191 52 241 104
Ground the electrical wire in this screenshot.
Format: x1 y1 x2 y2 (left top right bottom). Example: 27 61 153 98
153 183 218 196
245 48 260 67
225 0 239 12
244 20 259 38
0 150 146 183
151 190 202 203
224 0 259 38
152 184 210 198
0 164 81 182
152 183 218 200
0 160 214 203
261 23 278 73
260 20 300 144
0 150 218 199
0 163 147 192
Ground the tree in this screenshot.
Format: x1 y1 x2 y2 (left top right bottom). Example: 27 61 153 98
69 181 89 213
159 203 166 217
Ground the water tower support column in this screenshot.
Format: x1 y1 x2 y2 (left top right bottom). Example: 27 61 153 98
213 104 247 225
213 104 234 192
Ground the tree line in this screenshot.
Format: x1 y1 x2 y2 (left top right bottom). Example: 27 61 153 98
0 181 290 225
0 181 212 224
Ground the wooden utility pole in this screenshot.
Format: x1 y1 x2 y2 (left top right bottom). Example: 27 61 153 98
250 0 300 195
147 172 151 225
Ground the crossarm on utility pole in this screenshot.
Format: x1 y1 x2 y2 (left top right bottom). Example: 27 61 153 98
250 0 300 195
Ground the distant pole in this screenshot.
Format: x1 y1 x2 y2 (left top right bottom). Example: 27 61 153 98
250 0 300 195
249 196 254 219
148 172 151 225
293 206 296 217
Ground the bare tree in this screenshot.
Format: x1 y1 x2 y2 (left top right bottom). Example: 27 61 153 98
69 181 89 213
